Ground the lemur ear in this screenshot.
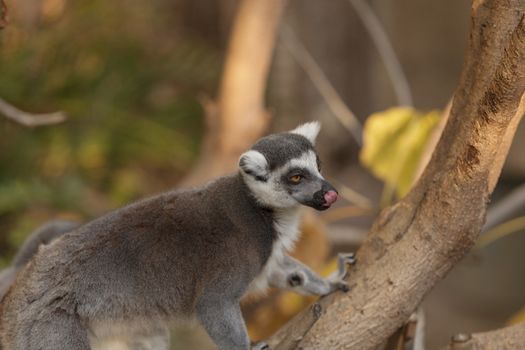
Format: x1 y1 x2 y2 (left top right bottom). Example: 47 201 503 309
290 121 321 145
239 150 269 181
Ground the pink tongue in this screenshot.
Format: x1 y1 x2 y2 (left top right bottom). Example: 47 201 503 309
324 190 338 206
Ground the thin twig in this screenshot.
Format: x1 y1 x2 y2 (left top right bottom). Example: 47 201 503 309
347 0 413 106
281 26 363 145
320 205 371 223
0 97 67 127
326 225 367 247
412 307 425 350
477 215 525 248
329 179 373 209
484 183 525 231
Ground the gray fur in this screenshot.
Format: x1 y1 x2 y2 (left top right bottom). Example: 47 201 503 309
251 133 315 170
12 220 79 268
0 123 351 350
268 254 355 296
0 220 79 301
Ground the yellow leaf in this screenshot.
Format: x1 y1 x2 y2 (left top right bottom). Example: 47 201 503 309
360 107 441 198
507 306 525 325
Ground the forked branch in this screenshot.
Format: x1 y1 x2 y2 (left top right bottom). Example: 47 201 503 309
268 1 525 348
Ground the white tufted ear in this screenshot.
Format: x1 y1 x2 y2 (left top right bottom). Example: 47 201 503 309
289 121 321 145
239 150 269 181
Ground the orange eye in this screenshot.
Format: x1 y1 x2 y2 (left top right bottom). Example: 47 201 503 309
289 175 302 183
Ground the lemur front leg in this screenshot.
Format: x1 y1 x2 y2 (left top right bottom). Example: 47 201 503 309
269 253 356 296
197 298 269 350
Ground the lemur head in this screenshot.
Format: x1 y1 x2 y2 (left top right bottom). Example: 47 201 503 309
239 121 338 211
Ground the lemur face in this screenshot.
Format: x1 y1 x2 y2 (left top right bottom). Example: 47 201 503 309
239 122 338 211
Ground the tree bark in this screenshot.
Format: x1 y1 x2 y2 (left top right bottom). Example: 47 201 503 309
268 1 525 349
444 322 525 350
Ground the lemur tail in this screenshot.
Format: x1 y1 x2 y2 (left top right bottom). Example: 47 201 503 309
0 220 80 300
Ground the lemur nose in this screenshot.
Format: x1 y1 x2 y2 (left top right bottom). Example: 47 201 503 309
323 190 338 206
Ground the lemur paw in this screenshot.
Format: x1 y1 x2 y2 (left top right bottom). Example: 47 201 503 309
326 252 356 294
333 280 350 293
252 341 270 350
337 252 356 279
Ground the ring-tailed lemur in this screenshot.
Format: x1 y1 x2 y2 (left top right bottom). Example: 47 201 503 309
0 122 355 350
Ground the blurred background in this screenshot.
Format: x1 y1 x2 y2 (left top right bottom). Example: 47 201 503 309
0 0 524 349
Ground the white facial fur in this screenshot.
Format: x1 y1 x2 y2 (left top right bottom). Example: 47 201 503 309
290 121 321 145
289 151 323 179
239 150 322 209
238 150 269 180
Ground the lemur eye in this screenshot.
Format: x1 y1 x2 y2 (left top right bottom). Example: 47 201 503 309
289 175 302 183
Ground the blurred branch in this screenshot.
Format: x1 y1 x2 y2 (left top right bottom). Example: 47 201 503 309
180 0 287 186
320 205 371 223
0 97 67 127
281 26 363 145
412 307 426 350
267 1 525 348
484 183 525 231
384 307 425 350
477 215 525 248
347 0 413 106
326 225 367 247
444 322 525 350
331 181 373 209
0 0 7 29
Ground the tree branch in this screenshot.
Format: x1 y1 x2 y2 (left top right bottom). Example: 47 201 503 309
444 322 525 350
0 97 67 127
268 1 525 348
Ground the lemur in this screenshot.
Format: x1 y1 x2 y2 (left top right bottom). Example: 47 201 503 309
0 122 355 350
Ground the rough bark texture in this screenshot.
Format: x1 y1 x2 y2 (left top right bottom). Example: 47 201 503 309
268 1 525 349
445 322 525 350
180 0 286 186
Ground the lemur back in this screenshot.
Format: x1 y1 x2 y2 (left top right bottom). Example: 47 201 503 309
0 122 353 350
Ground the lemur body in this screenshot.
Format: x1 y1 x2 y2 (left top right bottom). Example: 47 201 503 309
0 122 353 350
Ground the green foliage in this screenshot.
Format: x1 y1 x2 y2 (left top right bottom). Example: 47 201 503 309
0 0 221 258
360 107 441 199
